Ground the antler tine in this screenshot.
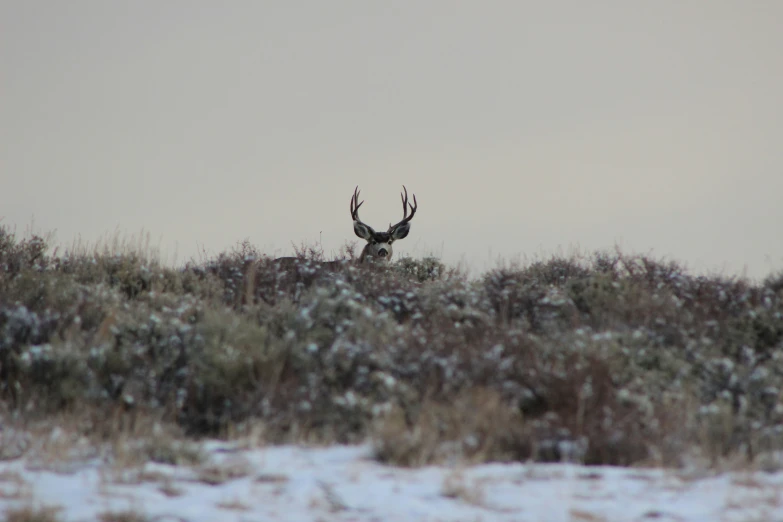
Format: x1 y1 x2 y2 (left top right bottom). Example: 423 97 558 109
350 185 365 220
389 185 417 231
403 185 417 218
400 186 409 220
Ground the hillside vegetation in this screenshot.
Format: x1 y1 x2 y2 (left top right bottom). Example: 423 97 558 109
2 225 783 469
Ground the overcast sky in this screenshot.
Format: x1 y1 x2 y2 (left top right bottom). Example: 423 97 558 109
2 2 781 278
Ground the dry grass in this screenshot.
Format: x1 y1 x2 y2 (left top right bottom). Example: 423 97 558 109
254 472 289 484
372 387 529 466
158 481 184 498
2 406 203 480
440 469 486 507
195 457 252 486
95 509 150 522
3 505 63 522
0 471 31 501
215 498 251 511
66 228 172 267
317 480 349 512
568 509 607 522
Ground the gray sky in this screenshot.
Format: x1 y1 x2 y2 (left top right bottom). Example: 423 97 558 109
2 2 782 278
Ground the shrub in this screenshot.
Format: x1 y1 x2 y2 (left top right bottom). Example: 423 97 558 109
3 223 783 468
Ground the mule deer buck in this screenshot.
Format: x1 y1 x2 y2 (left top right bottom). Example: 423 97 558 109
351 185 417 263
273 185 417 269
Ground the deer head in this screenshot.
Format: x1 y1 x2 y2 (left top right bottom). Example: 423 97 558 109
351 185 417 263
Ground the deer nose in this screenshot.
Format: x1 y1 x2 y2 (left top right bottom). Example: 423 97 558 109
377 248 388 257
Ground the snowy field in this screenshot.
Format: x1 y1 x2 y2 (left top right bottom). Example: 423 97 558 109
1 442 782 522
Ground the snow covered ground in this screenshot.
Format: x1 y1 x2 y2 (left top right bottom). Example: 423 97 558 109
1 442 782 522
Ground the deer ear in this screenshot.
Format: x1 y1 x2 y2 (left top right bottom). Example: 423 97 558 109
354 221 375 240
390 222 410 240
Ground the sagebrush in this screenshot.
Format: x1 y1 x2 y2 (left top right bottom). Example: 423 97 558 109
2 225 782 467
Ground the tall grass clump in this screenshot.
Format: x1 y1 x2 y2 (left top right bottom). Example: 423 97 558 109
2 224 782 469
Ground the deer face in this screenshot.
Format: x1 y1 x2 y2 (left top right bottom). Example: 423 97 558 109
351 186 417 263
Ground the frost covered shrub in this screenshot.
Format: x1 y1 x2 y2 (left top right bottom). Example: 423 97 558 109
521 256 592 286
0 305 64 405
371 326 658 466
87 293 203 404
240 283 406 442
0 225 50 276
191 239 261 308
3 228 783 468
92 255 153 299
394 256 447 283
567 273 685 331
482 267 544 326
194 240 357 308
49 252 160 300
176 305 284 434
764 270 783 295
481 266 580 332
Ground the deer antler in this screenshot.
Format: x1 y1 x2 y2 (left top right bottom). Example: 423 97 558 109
351 185 364 221
388 186 417 233
351 186 376 237
350 186 363 221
